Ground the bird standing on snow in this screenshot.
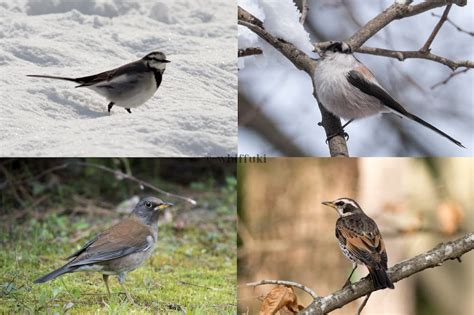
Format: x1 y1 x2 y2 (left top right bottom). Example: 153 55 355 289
28 52 170 114
313 41 464 148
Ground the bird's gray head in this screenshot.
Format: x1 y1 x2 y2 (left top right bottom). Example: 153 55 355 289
131 196 174 225
321 41 352 56
142 51 170 73
322 198 363 217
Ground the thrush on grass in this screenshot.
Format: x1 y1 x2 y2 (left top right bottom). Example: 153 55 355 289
34 196 174 302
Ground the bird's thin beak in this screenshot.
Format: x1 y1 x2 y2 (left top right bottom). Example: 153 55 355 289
163 59 171 63
321 201 335 209
154 202 174 210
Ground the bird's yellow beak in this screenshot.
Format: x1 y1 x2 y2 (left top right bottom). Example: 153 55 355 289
154 202 174 210
321 201 336 209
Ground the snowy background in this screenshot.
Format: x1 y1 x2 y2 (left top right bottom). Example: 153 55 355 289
0 0 237 157
239 0 474 157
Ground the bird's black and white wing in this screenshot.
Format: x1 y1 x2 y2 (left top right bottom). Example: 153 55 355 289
346 70 464 148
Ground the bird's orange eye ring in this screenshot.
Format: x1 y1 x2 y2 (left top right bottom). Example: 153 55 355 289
145 201 152 208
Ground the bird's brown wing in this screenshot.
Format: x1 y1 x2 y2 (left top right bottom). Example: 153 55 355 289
337 215 387 268
67 218 153 267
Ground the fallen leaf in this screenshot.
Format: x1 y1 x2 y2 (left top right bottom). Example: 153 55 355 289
259 285 304 315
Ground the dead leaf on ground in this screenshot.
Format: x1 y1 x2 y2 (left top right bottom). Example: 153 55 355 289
259 285 304 315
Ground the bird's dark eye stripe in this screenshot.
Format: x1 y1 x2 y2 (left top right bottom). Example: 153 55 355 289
335 201 344 206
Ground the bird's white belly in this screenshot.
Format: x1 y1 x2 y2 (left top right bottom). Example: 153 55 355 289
314 58 387 120
87 72 157 108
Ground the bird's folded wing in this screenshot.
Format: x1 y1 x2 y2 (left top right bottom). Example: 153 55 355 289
76 61 147 87
67 219 153 267
346 70 410 116
337 221 385 265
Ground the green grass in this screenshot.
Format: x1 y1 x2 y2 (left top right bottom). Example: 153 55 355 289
0 187 236 314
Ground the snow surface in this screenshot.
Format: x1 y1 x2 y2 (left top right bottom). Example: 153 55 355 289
0 0 237 157
238 0 315 69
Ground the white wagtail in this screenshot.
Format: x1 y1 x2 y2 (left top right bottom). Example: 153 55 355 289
313 41 464 148
28 51 170 114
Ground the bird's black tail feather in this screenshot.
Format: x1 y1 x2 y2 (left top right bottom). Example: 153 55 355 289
403 112 465 148
34 266 73 283
27 74 79 83
368 267 394 290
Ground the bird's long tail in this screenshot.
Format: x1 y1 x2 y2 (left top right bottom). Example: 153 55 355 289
401 111 465 148
34 265 74 283
27 74 79 83
368 267 394 290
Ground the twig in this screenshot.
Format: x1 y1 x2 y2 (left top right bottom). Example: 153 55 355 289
300 0 309 25
432 12 474 36
420 4 452 52
238 47 263 57
73 162 197 205
301 233 474 314
246 279 318 300
356 293 371 315
355 46 474 70
346 0 468 49
431 68 471 89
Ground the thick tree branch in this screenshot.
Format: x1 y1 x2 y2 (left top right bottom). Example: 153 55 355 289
238 6 349 157
301 233 474 315
346 0 467 49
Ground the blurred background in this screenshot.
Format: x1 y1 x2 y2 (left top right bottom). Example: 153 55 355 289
238 158 474 314
0 158 236 314
238 0 474 156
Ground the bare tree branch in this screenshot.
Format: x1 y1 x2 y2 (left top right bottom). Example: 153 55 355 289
299 0 309 25
420 4 452 52
238 6 349 157
246 279 319 300
72 161 197 205
238 47 263 58
346 0 467 49
301 233 474 315
432 12 474 36
355 46 474 70
356 292 371 315
431 68 471 89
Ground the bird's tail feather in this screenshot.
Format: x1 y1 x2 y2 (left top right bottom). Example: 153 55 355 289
27 74 78 83
368 267 394 290
396 111 464 148
34 266 73 283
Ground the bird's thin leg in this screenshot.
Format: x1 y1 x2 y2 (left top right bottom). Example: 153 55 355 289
107 102 114 113
323 119 354 144
125 108 131 114
103 274 111 298
118 273 134 303
342 264 358 289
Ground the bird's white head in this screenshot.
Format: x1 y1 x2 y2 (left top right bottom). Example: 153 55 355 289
143 51 170 73
322 197 363 216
